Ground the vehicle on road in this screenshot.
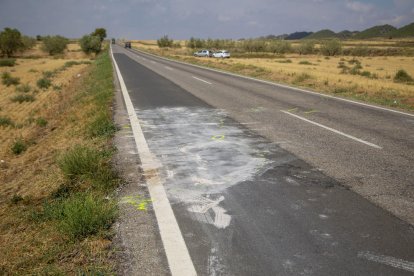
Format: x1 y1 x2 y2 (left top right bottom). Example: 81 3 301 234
194 49 212 57
112 38 115 44
125 41 131 48
213 50 230 58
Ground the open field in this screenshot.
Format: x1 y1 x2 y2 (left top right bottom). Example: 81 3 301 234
131 40 414 111
0 44 118 274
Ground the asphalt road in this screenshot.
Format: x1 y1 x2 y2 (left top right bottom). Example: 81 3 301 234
111 45 414 275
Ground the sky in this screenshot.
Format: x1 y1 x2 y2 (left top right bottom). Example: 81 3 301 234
0 0 413 39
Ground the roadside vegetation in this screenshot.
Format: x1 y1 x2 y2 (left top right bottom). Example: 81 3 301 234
131 34 414 111
0 27 119 274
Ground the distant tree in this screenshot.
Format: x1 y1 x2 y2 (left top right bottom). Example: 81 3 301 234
42 35 69 55
296 40 315 55
320 39 342 56
0 28 23 57
91 28 107 42
157 35 173 48
267 40 292 54
80 35 102 54
21 35 36 51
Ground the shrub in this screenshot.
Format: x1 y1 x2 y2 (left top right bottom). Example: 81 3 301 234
299 60 312 65
15 83 31 93
293 73 312 83
157 35 174 48
42 35 69 55
0 58 16 67
267 40 292 54
11 138 27 155
37 77 51 89
320 39 342 56
1 72 20 86
0 116 14 127
394 69 413 83
58 146 101 181
79 35 102 54
11 195 24 204
42 70 55 78
11 94 35 103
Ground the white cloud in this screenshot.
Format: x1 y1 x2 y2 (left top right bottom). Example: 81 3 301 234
346 1 375 13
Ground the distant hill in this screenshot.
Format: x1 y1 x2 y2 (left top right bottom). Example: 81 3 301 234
389 22 414 38
337 30 359 39
354 24 396 39
303 29 337 39
285 32 313 40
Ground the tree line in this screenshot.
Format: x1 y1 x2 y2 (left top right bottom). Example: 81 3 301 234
0 27 107 57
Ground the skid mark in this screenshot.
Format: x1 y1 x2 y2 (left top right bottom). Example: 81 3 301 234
358 251 414 273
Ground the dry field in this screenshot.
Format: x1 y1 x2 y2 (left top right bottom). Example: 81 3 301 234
132 40 414 111
0 44 116 274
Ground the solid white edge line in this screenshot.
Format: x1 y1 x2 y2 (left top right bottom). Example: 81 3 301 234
281 110 382 149
192 76 212 84
110 45 197 276
128 47 414 118
358 251 414 272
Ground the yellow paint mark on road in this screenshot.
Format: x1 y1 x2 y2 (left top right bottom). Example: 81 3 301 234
211 134 225 141
121 195 152 211
304 109 318 114
122 124 131 129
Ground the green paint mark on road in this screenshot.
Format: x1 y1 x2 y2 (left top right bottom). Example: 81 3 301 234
304 109 318 114
211 134 225 141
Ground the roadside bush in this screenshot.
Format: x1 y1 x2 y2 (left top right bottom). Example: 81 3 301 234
11 94 35 103
11 138 28 155
0 58 16 67
1 72 20 86
394 69 413 83
350 46 370 57
320 39 342 56
37 77 51 89
0 116 14 127
293 73 312 84
58 146 101 181
42 35 69 55
79 35 102 54
21 35 36 51
157 35 174 48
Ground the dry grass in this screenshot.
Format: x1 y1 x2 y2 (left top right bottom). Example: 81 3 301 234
0 45 115 274
132 40 414 110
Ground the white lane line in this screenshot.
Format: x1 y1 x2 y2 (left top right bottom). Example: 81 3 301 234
358 251 414 272
281 110 382 149
165 66 173 70
192 76 212 85
129 48 414 118
110 45 197 276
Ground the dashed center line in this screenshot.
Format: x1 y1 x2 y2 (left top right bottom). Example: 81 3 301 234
281 110 382 149
192 76 212 85
165 66 173 70
358 251 414 273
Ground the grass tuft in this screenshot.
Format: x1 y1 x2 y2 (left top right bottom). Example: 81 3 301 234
10 94 35 103
1 72 20 86
394 69 413 83
54 193 117 240
37 78 52 89
0 116 14 127
11 138 28 155
88 111 117 138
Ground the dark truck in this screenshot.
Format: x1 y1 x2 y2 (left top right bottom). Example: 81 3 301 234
124 41 131 48
111 38 115 44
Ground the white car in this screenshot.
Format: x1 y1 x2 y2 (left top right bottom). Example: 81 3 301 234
213 50 230 58
194 50 212 57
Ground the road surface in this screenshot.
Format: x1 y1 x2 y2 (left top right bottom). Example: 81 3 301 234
111 44 414 275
